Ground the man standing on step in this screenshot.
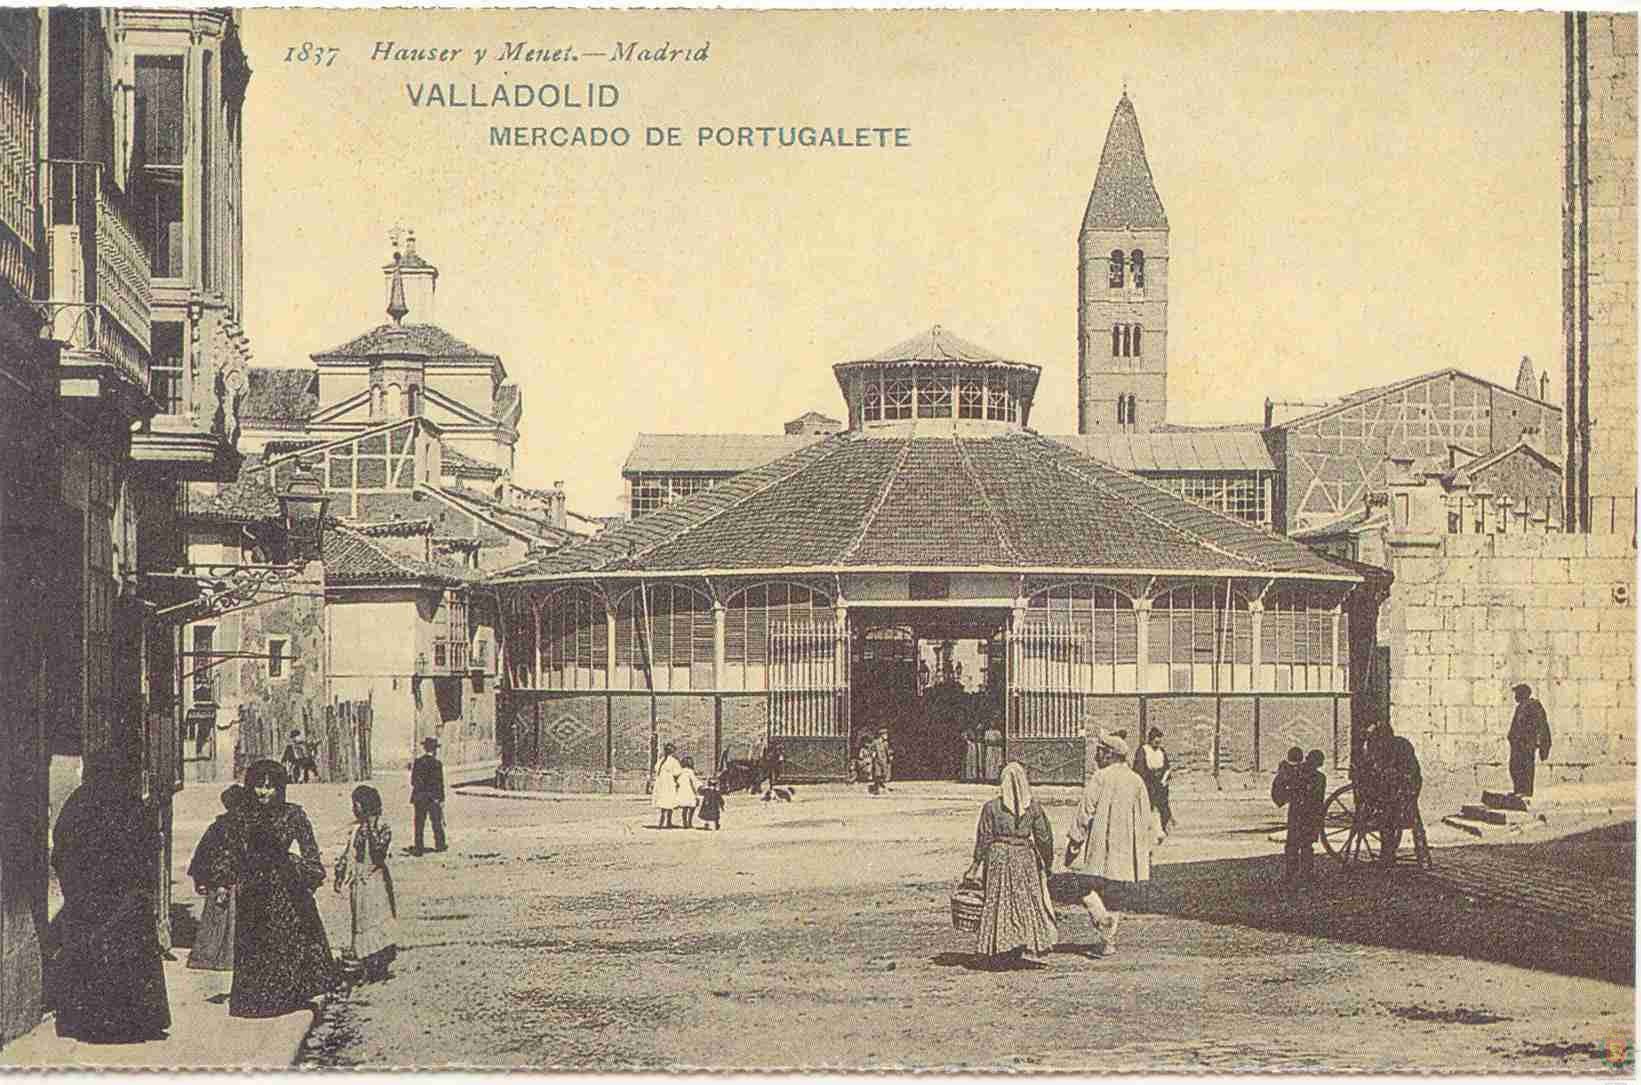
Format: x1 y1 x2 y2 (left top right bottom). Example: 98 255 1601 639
411 737 447 854
1507 683 1552 801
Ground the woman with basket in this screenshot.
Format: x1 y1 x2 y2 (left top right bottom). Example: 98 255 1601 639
955 761 1058 966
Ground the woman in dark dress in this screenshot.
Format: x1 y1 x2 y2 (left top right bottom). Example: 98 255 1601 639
969 761 1058 965
49 750 171 1042
186 785 245 971
210 759 337 1018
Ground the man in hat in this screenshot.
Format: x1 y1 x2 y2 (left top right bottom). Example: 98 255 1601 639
1507 683 1552 800
282 730 304 783
1064 732 1152 957
411 737 447 854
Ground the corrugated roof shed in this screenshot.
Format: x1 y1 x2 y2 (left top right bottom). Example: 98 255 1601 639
623 433 824 475
1049 432 1275 472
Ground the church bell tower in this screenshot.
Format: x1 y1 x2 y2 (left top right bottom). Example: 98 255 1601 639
1078 92 1169 434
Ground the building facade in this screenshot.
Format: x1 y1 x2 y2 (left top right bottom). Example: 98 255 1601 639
494 327 1381 795
1 9 249 1047
1263 369 1563 535
1563 13 1638 532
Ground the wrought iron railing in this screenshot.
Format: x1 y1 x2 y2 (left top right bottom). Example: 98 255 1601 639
40 159 153 392
0 39 35 303
1443 493 1637 538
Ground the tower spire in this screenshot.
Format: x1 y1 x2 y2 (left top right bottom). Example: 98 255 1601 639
387 255 409 324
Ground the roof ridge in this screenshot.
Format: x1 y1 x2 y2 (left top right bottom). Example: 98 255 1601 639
836 433 916 564
608 434 857 572
1025 433 1275 572
951 433 1021 564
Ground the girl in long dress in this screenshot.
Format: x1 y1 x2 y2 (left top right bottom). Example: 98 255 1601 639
970 762 1058 964
213 759 337 1018
334 785 398 983
652 743 681 827
49 751 171 1042
186 785 246 971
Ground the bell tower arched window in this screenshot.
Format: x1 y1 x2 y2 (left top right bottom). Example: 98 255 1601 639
1108 249 1124 288
1131 324 1142 356
1111 324 1121 357
1130 250 1145 289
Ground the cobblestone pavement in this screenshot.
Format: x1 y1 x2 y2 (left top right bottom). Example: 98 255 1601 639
1423 823 1634 946
163 775 1634 1072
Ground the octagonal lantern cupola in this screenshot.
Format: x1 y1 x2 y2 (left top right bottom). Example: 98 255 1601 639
833 325 1042 434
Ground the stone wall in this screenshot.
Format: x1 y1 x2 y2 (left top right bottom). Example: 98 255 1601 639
1384 530 1635 788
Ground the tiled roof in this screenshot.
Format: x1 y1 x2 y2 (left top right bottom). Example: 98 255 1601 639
313 323 500 366
1049 432 1275 472
499 432 1356 581
323 525 466 586
427 485 580 545
623 433 824 475
860 325 1022 366
190 459 282 522
242 367 318 425
441 445 502 476
1445 440 1559 484
1082 93 1168 231
1291 507 1387 541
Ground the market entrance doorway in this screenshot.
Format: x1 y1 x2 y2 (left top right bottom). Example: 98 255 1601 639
851 610 1007 782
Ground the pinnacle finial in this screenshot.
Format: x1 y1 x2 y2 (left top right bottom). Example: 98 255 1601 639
387 263 409 324
388 223 407 251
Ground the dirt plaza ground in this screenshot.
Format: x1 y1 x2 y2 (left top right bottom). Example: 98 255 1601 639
165 771 1635 1073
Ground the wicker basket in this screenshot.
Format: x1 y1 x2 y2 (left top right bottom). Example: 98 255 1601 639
950 887 984 932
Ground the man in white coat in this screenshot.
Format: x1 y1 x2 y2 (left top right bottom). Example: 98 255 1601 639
1064 732 1152 957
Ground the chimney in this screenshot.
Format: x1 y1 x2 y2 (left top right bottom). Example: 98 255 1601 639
1539 372 1549 402
384 228 439 324
550 480 567 530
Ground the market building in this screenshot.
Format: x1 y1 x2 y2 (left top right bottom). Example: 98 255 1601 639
492 326 1386 793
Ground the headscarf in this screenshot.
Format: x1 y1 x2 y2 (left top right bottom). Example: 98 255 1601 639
220 784 247 812
243 758 290 808
999 761 1033 817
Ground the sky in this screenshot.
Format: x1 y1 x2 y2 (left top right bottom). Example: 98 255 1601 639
239 10 1564 517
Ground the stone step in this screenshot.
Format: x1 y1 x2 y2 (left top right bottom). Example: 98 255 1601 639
1459 804 1512 825
1442 815 1522 838
1481 790 1529 811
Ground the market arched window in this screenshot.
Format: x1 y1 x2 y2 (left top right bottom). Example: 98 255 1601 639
1021 582 1138 694
1260 589 1343 692
721 581 834 690
1146 585 1255 692
536 586 607 691
611 582 715 691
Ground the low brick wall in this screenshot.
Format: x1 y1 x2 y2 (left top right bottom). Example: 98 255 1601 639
1385 530 1636 788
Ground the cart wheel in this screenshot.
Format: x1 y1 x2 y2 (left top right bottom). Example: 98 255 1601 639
1319 784 1358 859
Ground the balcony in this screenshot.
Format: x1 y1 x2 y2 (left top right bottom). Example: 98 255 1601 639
41 159 154 411
0 40 37 305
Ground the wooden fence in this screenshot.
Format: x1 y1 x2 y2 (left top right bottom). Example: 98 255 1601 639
236 697 373 783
